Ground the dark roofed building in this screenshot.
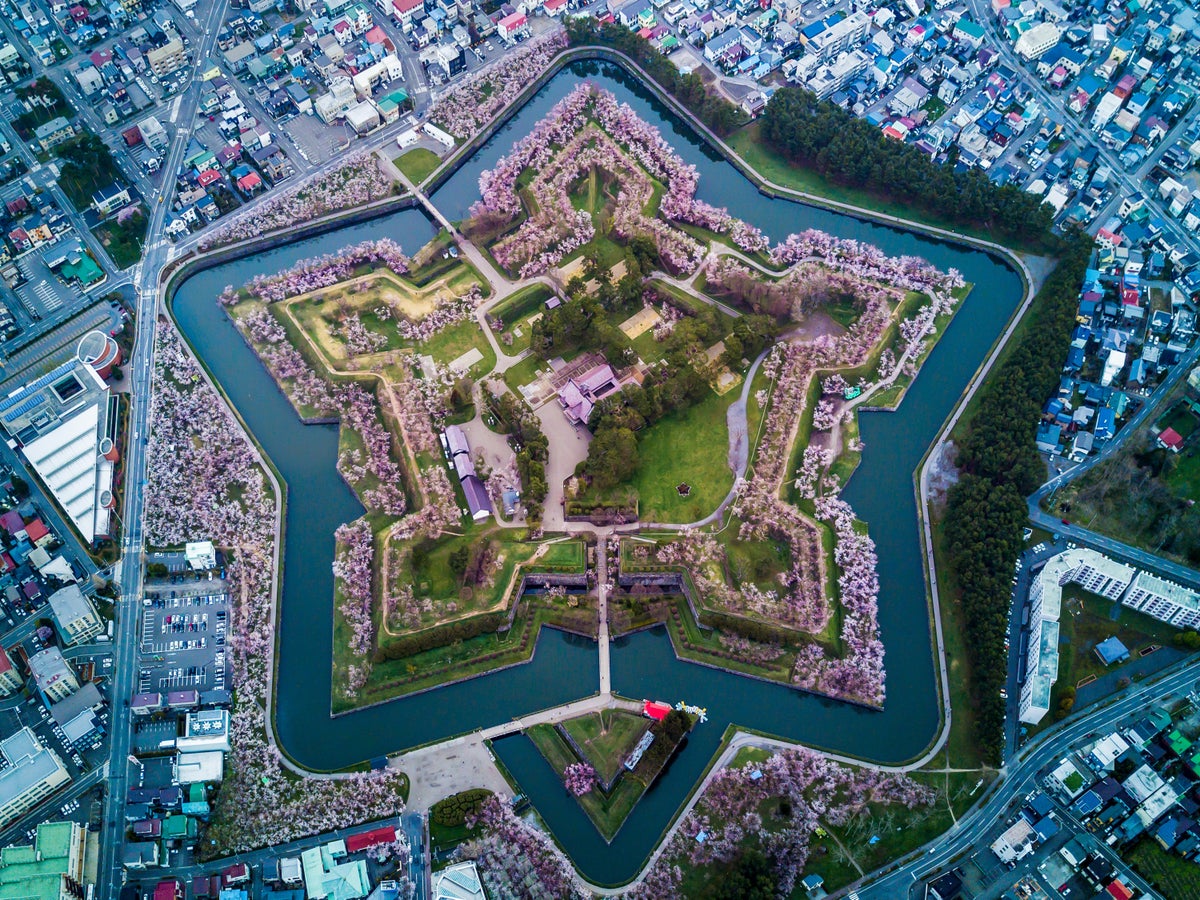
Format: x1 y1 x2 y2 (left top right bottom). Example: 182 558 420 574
461 475 492 523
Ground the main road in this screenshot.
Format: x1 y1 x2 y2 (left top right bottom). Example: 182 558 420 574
854 657 1200 898
95 0 234 895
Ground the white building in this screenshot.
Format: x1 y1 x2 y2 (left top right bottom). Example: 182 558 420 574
176 709 231 753
804 10 871 62
27 647 80 704
0 360 116 544
185 541 217 571
174 751 224 784
47 583 103 645
1122 570 1200 629
0 729 70 827
1014 22 1061 60
433 861 485 900
1019 549 1135 725
991 818 1037 862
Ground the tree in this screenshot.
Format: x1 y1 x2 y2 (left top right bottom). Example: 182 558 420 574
760 87 1057 249
942 235 1092 762
711 850 778 900
9 475 29 500
449 545 470 579
583 427 639 489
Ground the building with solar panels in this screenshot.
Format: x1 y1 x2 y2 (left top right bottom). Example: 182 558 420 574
0 359 117 544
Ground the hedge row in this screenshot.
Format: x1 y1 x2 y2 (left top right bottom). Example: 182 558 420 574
431 789 493 827
375 611 508 661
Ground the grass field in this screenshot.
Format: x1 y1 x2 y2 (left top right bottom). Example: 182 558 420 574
536 539 587 572
633 388 735 523
490 283 553 354
1033 588 1181 735
395 147 442 185
561 710 649 784
527 722 647 841
93 211 147 269
403 527 538 627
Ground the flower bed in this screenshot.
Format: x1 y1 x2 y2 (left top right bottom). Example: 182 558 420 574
199 152 399 250
145 323 408 856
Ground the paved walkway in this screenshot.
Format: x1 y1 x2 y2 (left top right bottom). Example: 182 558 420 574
597 530 611 695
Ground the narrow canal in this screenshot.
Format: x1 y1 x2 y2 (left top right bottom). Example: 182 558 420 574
169 61 1024 884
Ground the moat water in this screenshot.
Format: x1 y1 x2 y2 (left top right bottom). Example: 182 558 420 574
169 60 1024 884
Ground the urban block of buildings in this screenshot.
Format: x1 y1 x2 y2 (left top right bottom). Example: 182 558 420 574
1020 547 1200 724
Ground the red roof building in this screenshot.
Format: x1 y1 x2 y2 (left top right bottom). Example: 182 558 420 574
236 172 263 193
364 26 390 47
1158 427 1185 452
122 126 143 146
1106 881 1133 900
643 700 672 721
391 0 424 17
197 169 222 188
345 825 396 852
0 511 23 535
23 519 48 544
153 881 181 900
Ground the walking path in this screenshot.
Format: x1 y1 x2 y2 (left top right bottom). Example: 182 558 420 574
597 530 611 695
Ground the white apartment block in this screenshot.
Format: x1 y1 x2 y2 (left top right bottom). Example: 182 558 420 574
805 10 871 62
1014 22 1061 60
0 729 70 827
1122 571 1200 629
1020 549 1135 725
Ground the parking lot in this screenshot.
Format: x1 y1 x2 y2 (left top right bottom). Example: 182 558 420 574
138 578 229 695
13 251 79 319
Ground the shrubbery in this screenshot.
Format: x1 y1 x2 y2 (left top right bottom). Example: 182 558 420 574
375 612 507 660
431 789 492 827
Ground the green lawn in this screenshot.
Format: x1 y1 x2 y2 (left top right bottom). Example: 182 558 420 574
526 723 648 841
561 710 649 784
406 527 538 626
421 317 496 378
490 284 553 354
502 353 548 396
1036 588 1182 734
491 284 554 323
394 147 442 185
633 388 735 523
536 539 586 572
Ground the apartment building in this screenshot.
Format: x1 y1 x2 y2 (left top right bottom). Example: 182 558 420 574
1122 571 1200 629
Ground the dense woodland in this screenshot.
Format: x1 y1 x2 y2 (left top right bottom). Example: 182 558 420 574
761 88 1056 249
565 18 748 136
943 235 1092 761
